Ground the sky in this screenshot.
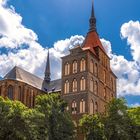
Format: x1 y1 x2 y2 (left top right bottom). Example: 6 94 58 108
0 0 140 106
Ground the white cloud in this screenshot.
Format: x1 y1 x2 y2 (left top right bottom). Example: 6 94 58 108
1 1 140 97
130 103 140 107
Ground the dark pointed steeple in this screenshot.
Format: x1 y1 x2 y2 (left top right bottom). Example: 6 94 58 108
44 50 51 83
89 0 96 31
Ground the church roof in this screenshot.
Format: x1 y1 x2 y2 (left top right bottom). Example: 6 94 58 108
4 66 61 92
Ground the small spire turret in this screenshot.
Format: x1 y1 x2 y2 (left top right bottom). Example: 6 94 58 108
44 50 51 83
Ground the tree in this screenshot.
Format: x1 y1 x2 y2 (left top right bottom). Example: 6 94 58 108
128 107 140 139
0 97 36 140
35 93 75 140
79 114 106 140
103 98 133 140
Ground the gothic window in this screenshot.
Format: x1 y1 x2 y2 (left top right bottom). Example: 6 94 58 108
104 88 106 99
72 79 77 92
90 100 94 114
0 86 1 96
103 70 106 82
80 77 86 91
64 80 69 94
80 58 86 72
7 85 14 100
18 86 22 101
90 60 94 73
95 102 98 113
72 100 77 114
64 62 70 75
94 63 98 76
90 78 94 92
80 99 86 113
73 60 78 74
94 81 98 95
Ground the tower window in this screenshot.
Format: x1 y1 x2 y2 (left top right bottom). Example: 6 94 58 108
64 80 69 94
64 62 70 75
104 88 106 99
80 99 86 113
72 100 77 114
7 85 14 100
103 70 106 83
80 77 86 91
73 60 78 74
72 79 77 92
0 86 1 96
90 100 94 114
90 78 94 92
94 81 98 95
95 102 98 113
94 63 98 76
80 58 86 72
90 60 94 73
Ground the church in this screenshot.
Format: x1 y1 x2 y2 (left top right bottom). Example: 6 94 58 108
0 1 117 130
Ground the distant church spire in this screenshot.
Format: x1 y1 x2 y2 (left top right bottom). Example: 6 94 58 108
44 50 51 83
89 0 96 31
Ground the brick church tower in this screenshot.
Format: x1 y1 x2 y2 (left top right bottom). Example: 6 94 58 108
61 0 117 133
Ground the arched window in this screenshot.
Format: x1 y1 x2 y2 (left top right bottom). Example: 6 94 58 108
72 100 77 114
7 85 14 100
95 102 98 113
90 60 94 73
64 80 69 94
73 60 77 73
64 62 70 75
0 86 1 96
72 79 77 92
80 99 86 113
94 81 98 95
18 86 22 101
80 58 86 72
94 63 98 76
104 88 106 99
111 78 113 90
103 70 106 82
90 100 94 114
80 77 86 91
90 78 94 92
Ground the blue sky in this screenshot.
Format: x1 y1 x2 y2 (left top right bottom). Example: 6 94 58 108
0 0 140 106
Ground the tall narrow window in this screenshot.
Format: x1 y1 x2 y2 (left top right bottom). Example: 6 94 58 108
80 77 86 91
64 62 70 75
64 80 69 94
104 88 106 99
95 102 98 113
111 78 113 90
80 99 86 113
94 81 98 95
103 70 106 82
94 63 98 76
90 60 94 73
90 78 94 92
72 100 77 114
90 100 94 114
18 86 22 101
73 60 77 73
72 79 77 92
80 58 86 72
7 85 14 100
0 86 1 96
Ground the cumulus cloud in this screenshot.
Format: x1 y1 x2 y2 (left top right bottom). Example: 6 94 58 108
1 0 140 97
130 103 140 107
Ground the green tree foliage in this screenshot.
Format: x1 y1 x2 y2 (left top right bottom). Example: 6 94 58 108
35 94 74 140
0 94 74 140
79 114 106 140
79 98 140 140
128 107 140 139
